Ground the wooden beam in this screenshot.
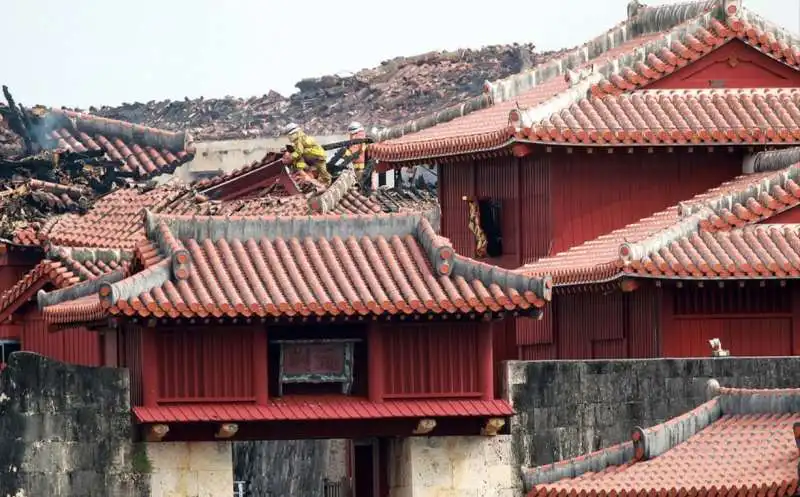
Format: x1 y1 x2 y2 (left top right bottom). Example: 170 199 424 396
368 323 384 403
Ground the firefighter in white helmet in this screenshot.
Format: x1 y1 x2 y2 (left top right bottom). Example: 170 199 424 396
344 121 368 180
281 123 331 185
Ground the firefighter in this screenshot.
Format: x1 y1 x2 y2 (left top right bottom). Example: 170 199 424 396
281 123 331 185
344 121 368 180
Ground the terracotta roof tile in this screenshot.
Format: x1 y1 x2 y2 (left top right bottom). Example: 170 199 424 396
371 3 800 162
525 385 800 497
133 397 514 423
0 247 130 321
24 109 195 179
41 212 551 324
519 149 800 284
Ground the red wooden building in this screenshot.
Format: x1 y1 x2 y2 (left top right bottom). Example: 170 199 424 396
32 196 550 494
369 0 800 360
0 109 195 368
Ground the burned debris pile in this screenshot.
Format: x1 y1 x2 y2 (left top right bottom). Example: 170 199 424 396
0 87 155 240
83 44 571 140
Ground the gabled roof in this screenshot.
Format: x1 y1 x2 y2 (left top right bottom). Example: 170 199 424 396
524 383 800 497
370 0 800 163
519 146 800 284
39 210 551 324
0 246 130 322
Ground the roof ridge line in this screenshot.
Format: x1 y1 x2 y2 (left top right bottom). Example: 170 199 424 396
619 206 714 262
37 267 127 310
522 440 635 487
146 209 440 243
309 168 356 214
632 397 721 461
374 2 719 143
49 108 193 152
739 4 800 45
711 382 800 414
99 258 172 309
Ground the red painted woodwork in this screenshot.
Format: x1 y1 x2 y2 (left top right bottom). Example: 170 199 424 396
549 149 743 255
646 40 800 90
661 284 793 357
0 265 31 294
21 313 101 366
368 324 385 402
253 329 268 404
156 327 255 402
759 204 800 224
382 323 482 398
121 324 144 406
141 328 158 407
439 149 742 268
102 330 119 367
0 324 21 340
793 287 800 356
479 325 493 400
627 284 661 358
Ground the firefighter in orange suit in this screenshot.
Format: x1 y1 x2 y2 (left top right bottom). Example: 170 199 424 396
281 123 332 185
344 121 368 180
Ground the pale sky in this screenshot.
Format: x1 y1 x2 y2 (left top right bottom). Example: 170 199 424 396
3 0 797 108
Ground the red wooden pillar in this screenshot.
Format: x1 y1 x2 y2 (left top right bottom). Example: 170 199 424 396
479 323 494 400
791 285 800 356
368 323 384 402
253 327 269 404
141 327 159 407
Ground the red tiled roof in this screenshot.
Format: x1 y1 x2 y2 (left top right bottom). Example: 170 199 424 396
371 2 800 162
519 149 800 284
14 168 438 249
133 397 514 423
518 88 800 145
40 212 551 324
525 386 800 497
41 109 194 179
0 247 130 321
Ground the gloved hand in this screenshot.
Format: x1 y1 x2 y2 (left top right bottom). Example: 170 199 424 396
281 151 292 165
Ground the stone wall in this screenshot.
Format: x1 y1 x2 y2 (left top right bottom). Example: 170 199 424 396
233 440 340 496
504 357 800 468
148 442 233 497
0 352 147 496
387 436 521 497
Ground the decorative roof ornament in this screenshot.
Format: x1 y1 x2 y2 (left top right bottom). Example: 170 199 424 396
627 0 647 19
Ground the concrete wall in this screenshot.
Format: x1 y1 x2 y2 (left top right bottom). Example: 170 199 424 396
0 352 147 496
387 436 521 497
176 135 348 181
504 357 800 469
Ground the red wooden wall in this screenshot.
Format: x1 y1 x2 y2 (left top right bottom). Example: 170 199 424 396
759 205 800 224
122 324 145 406
156 327 255 402
661 283 795 357
438 149 743 269
646 40 800 90
382 323 482 398
21 312 101 366
516 284 662 360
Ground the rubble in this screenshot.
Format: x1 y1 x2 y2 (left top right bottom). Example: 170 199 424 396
80 44 571 140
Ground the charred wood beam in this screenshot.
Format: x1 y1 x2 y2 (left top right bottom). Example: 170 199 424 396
1 86 35 155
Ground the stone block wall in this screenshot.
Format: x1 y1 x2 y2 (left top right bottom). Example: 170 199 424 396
148 442 233 497
504 357 800 468
0 352 147 497
387 435 521 497
233 439 343 496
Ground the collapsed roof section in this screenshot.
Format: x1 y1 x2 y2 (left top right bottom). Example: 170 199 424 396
369 0 800 163
38 210 552 325
524 383 800 497
519 146 800 285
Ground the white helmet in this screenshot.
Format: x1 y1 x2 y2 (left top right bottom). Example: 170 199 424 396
348 121 364 134
283 122 301 135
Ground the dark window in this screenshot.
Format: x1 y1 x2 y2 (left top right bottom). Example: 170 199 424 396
0 340 20 365
478 198 503 257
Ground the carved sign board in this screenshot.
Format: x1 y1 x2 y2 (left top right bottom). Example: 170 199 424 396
283 342 346 375
273 339 360 396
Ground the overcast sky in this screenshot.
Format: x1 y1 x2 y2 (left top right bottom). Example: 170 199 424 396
3 0 796 108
